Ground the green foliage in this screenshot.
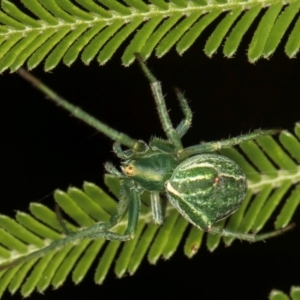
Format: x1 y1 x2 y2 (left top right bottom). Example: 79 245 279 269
269 286 300 300
0 125 299 298
0 0 299 72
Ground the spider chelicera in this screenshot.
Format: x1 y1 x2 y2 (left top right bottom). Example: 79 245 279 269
0 54 293 271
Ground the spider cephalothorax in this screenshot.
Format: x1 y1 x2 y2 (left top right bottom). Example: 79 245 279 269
119 139 179 192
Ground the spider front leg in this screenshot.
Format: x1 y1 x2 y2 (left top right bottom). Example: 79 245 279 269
0 179 141 271
135 54 194 147
179 129 279 159
173 87 193 138
113 141 149 160
134 53 182 150
18 68 139 150
85 179 141 241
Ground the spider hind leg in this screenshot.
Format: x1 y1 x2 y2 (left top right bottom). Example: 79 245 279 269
209 223 295 242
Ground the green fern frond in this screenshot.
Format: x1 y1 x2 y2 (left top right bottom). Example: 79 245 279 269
0 0 299 73
269 286 300 300
0 126 299 298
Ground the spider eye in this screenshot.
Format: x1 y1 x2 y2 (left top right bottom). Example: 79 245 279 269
124 165 135 176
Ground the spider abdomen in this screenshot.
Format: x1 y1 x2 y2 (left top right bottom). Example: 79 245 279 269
165 154 247 231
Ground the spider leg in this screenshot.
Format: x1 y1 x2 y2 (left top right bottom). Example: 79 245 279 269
179 129 279 159
113 141 149 159
134 53 182 151
86 180 140 241
209 223 295 242
150 191 164 225
0 181 141 271
113 142 134 159
174 87 193 138
18 68 138 149
104 162 124 177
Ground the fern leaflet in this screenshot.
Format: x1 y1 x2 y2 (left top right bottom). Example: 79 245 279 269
0 0 299 72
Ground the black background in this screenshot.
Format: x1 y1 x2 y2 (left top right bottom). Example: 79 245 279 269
1 29 300 300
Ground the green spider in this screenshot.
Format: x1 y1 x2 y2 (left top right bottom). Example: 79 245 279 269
0 54 293 271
